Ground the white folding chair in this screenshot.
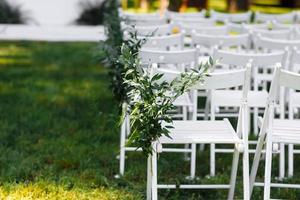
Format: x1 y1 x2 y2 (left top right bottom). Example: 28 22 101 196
285 47 300 177
210 10 252 23
209 49 286 176
118 52 198 177
255 11 296 24
141 33 184 50
250 66 300 200
147 67 252 200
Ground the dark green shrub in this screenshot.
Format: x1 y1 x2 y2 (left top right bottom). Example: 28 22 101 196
0 0 24 24
76 1 106 25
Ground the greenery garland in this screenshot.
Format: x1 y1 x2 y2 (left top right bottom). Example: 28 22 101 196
118 37 214 156
98 0 126 107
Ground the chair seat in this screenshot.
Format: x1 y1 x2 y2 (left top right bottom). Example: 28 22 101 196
159 119 242 144
271 119 300 144
212 90 268 107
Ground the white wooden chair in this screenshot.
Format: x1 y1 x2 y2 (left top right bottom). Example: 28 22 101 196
147 66 252 200
255 11 296 24
141 33 184 50
209 49 285 176
250 66 300 200
285 47 300 177
118 50 198 177
210 10 252 23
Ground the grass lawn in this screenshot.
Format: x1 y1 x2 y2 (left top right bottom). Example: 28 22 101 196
0 41 300 199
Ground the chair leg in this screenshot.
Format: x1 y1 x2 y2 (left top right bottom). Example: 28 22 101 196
210 144 215 176
147 156 152 200
242 145 250 200
279 143 285 180
250 134 265 196
228 148 239 200
119 120 126 176
288 144 294 177
151 145 158 200
263 138 273 200
190 143 196 179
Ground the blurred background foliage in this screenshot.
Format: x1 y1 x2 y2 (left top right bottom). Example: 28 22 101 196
0 0 25 24
124 0 300 13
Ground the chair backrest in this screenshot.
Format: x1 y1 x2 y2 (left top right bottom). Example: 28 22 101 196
171 18 216 27
291 47 300 72
121 12 167 26
166 10 206 20
213 48 286 67
120 11 161 21
181 24 228 36
152 65 251 91
257 66 300 143
139 49 198 70
251 28 292 40
254 35 300 51
192 32 250 49
131 24 173 36
267 67 300 112
141 33 184 50
210 10 252 23
255 11 296 23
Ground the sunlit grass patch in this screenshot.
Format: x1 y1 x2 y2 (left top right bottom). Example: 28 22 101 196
0 182 139 200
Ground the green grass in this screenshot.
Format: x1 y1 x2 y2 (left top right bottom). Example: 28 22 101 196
1 41 300 199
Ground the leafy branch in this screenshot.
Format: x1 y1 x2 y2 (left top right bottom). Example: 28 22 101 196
119 42 214 156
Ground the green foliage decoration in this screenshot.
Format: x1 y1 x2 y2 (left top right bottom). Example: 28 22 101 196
119 40 214 156
98 0 126 106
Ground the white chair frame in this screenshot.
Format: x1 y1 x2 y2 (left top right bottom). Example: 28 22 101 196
147 67 252 200
250 66 300 200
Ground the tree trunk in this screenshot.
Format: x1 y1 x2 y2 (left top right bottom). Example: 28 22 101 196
179 0 188 12
237 0 250 11
227 0 238 12
140 0 149 11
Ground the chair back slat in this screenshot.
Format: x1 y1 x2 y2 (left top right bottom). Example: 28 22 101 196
152 67 251 91
210 10 252 23
255 35 300 50
183 25 227 36
213 49 285 66
255 11 296 23
139 49 198 67
142 33 184 50
192 33 250 48
195 69 249 90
